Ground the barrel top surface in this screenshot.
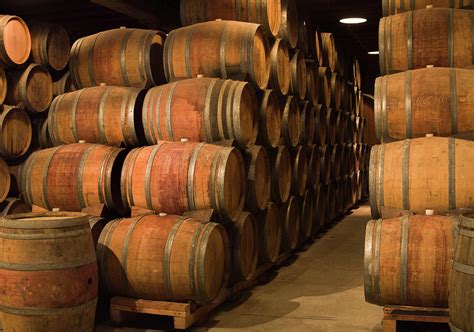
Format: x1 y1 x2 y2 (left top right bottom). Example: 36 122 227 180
45 24 71 70
1 106 32 157
23 63 53 112
2 16 31 65
223 148 246 218
1 211 89 228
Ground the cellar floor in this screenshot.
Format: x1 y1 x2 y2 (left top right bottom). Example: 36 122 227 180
96 204 385 332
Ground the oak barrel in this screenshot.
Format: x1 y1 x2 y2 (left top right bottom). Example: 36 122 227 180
143 78 258 148
0 105 32 160
70 28 166 89
382 0 472 16
319 145 331 184
52 71 75 97
258 89 282 148
6 63 53 113
314 26 324 67
353 58 361 88
369 137 474 219
270 146 292 205
243 146 271 212
0 157 9 202
336 111 347 144
307 144 321 189
297 18 310 56
0 198 29 216
299 189 314 241
97 214 230 304
278 0 298 49
34 117 53 149
330 72 342 110
229 212 258 282
255 202 282 264
365 215 454 307
325 108 337 145
281 95 301 147
290 49 306 100
20 143 126 214
49 86 146 147
0 66 6 104
29 22 70 71
318 66 331 108
330 144 342 180
180 0 282 37
281 196 300 250
0 15 31 67
164 21 270 90
313 183 326 231
314 104 327 145
291 146 309 196
324 181 336 222
299 101 315 145
379 8 474 75
362 94 377 145
121 141 245 220
269 38 291 96
305 60 319 106
0 212 98 331
321 33 336 72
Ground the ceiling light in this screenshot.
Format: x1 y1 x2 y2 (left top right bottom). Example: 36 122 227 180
368 51 379 55
339 17 367 24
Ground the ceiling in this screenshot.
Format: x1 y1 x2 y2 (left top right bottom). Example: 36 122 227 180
0 0 380 93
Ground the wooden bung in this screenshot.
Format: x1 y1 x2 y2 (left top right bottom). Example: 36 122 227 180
255 202 282 264
243 146 271 212
257 89 282 148
0 15 31 67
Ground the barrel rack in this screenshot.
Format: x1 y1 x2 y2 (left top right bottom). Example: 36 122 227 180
382 305 449 332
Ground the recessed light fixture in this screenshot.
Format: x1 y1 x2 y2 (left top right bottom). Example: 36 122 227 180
368 51 379 55
339 17 367 24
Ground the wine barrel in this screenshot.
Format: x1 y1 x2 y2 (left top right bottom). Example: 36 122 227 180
326 108 337 145
375 68 474 142
0 212 98 331
314 26 324 67
321 32 336 72
291 146 309 196
365 215 454 307
6 63 53 113
0 198 30 216
49 86 146 147
269 38 291 96
70 28 165 89
34 117 53 149
362 94 377 145
379 9 474 75
299 189 314 241
346 143 356 175
164 21 269 90
0 105 32 160
297 18 310 56
313 183 326 232
180 0 282 37
319 145 331 184
314 104 327 145
290 50 306 100
307 144 321 189
29 22 70 71
0 158 9 202
270 146 292 205
318 66 331 108
353 58 361 88
369 137 474 219
278 0 298 49
121 141 245 220
299 101 315 145
449 212 474 332
258 89 282 148
336 111 347 144
21 143 126 214
281 196 300 250
88 216 108 250
0 66 6 104
97 214 230 304
350 172 358 205
330 72 342 110
305 60 319 106
53 71 75 97
330 144 342 180
229 212 258 282
255 202 282 264
280 95 301 148
243 146 271 212
0 15 31 67
382 0 472 16
143 78 258 148
324 181 336 223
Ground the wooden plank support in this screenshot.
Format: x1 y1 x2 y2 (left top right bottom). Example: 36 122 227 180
382 305 449 332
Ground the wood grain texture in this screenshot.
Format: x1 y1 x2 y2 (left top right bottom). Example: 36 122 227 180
278 0 298 49
382 0 472 16
243 146 271 212
0 15 31 67
269 38 290 96
28 22 70 71
255 202 282 264
257 89 282 148
280 95 301 147
281 195 300 250
290 49 306 100
270 146 292 205
0 105 31 160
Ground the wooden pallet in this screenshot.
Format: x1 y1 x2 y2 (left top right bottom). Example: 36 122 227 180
382 305 449 332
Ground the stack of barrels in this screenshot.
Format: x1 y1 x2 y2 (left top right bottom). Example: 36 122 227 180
365 2 474 331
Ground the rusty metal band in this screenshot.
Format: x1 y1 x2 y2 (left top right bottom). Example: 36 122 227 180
379 18 386 75
449 137 456 210
154 86 166 142
163 217 187 299
374 78 383 142
459 227 474 237
0 227 89 240
77 145 96 209
119 29 133 87
187 143 205 211
407 11 413 70
165 82 178 140
98 87 113 144
184 29 193 78
387 17 392 73
126 148 142 208
142 90 152 144
373 218 382 304
209 149 220 211
203 79 218 142
402 139 411 211
449 68 458 134
196 222 215 303
140 32 155 85
71 89 86 142
364 220 376 303
452 260 474 275
41 147 60 211
399 214 409 305
448 9 454 67
460 216 474 228
0 251 95 271
405 70 413 138
247 0 252 20
369 146 380 218
87 33 100 86
0 299 97 316
188 222 206 301
391 0 396 14
381 76 389 142
97 218 122 295
144 145 161 210
224 81 237 139
220 23 229 78
217 80 231 140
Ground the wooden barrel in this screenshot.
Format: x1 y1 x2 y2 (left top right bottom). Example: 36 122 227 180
21 143 126 214
121 141 245 220
305 60 319 106
70 28 165 89
0 198 30 216
375 68 474 142
319 145 331 184
258 89 282 148
313 183 326 231
6 63 53 113
324 181 336 223
369 137 474 219
299 189 314 241
307 144 321 189
180 0 282 37
269 38 291 96
297 18 310 56
0 66 6 104
382 0 472 16
53 71 75 97
330 144 342 180
449 212 474 331
350 172 358 205
314 26 324 67
143 78 258 148
97 214 230 304
353 58 361 88
0 15 31 67
243 146 271 212
346 143 356 175
281 196 300 250
34 117 53 149
314 104 327 145
229 212 258 282
290 50 306 100
333 179 343 216
365 215 454 307
0 212 98 331
278 0 298 49
335 111 347 144
326 108 337 145
280 95 301 148
330 72 342 110
379 9 474 75
362 94 377 145
49 86 146 147
256 202 282 264
318 66 331 108
29 22 70 71
299 101 315 145
88 216 108 250
291 146 309 196
321 32 336 72
270 146 292 204
0 157 9 203
0 105 32 160
165 21 269 90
